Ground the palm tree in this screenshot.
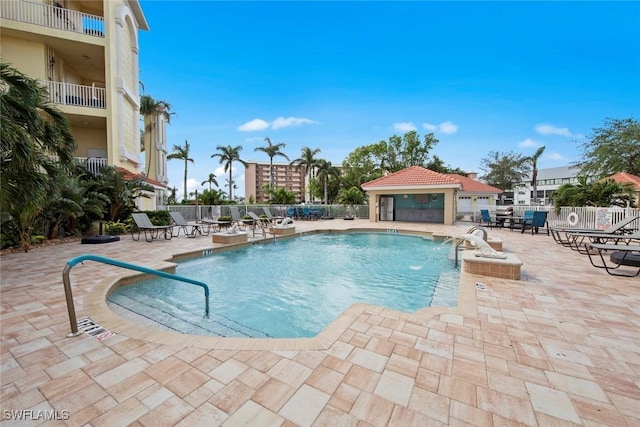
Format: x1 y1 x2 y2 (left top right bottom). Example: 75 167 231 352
140 94 173 175
201 173 218 191
337 186 366 218
290 146 321 202
165 187 178 205
212 145 247 200
254 137 289 191
551 177 635 212
267 187 296 204
87 165 153 221
167 140 194 202
529 146 545 205
314 159 340 205
1 62 76 251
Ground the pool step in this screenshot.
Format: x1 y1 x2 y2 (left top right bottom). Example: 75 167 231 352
431 271 459 307
108 294 270 338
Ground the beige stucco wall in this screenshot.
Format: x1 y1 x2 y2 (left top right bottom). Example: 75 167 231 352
73 126 108 157
100 1 143 173
365 188 458 225
137 191 157 211
0 36 46 79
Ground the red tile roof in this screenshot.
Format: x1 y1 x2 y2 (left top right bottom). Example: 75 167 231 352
117 167 167 189
444 174 503 193
361 166 461 189
606 172 640 190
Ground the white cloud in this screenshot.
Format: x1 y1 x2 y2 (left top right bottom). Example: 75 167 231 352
271 116 318 129
535 123 573 137
439 121 458 134
519 138 541 148
238 119 270 132
422 122 437 131
393 122 417 132
176 178 201 201
422 121 458 134
238 116 318 132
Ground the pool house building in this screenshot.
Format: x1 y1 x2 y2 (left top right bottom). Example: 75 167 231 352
361 166 503 225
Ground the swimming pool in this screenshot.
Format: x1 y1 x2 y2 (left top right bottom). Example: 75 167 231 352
108 232 459 338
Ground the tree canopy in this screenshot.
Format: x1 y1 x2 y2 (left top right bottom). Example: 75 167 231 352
479 151 531 194
550 177 636 211
573 117 640 177
379 130 439 172
425 155 468 175
341 130 446 191
1 62 76 250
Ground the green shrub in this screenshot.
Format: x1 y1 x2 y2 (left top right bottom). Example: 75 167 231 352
104 221 127 235
143 210 171 226
217 216 231 222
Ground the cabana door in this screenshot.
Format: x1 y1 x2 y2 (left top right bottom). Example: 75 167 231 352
380 196 394 221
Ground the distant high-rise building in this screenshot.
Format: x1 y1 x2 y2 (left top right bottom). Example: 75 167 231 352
245 162 307 203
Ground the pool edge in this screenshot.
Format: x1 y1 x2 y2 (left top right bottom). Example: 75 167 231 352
83 228 479 351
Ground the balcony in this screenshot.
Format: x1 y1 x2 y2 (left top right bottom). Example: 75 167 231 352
51 156 108 175
43 80 106 109
1 0 104 37
51 156 109 175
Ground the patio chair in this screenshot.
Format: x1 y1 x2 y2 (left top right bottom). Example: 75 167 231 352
310 206 324 220
585 242 640 277
228 206 246 230
244 211 268 237
479 209 498 228
303 206 311 220
130 213 174 242
550 215 639 247
509 210 532 231
521 211 549 235
262 207 284 224
169 211 209 238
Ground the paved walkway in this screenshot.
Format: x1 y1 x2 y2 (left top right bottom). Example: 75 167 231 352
1 220 639 426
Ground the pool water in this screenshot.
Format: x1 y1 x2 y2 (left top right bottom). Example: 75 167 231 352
108 232 459 338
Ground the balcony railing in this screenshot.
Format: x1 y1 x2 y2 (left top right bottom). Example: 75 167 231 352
43 80 106 109
52 156 108 175
1 0 104 37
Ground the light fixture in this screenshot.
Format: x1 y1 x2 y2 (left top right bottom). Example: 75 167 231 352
403 194 408 199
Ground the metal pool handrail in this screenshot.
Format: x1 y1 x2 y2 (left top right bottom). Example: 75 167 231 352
62 254 210 337
454 226 488 267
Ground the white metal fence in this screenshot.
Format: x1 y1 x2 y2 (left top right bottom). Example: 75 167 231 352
160 204 639 229
463 205 640 230
161 204 371 222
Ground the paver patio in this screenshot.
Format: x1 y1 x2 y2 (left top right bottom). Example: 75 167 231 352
1 220 638 426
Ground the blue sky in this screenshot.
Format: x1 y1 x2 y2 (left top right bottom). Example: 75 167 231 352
138 1 640 200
